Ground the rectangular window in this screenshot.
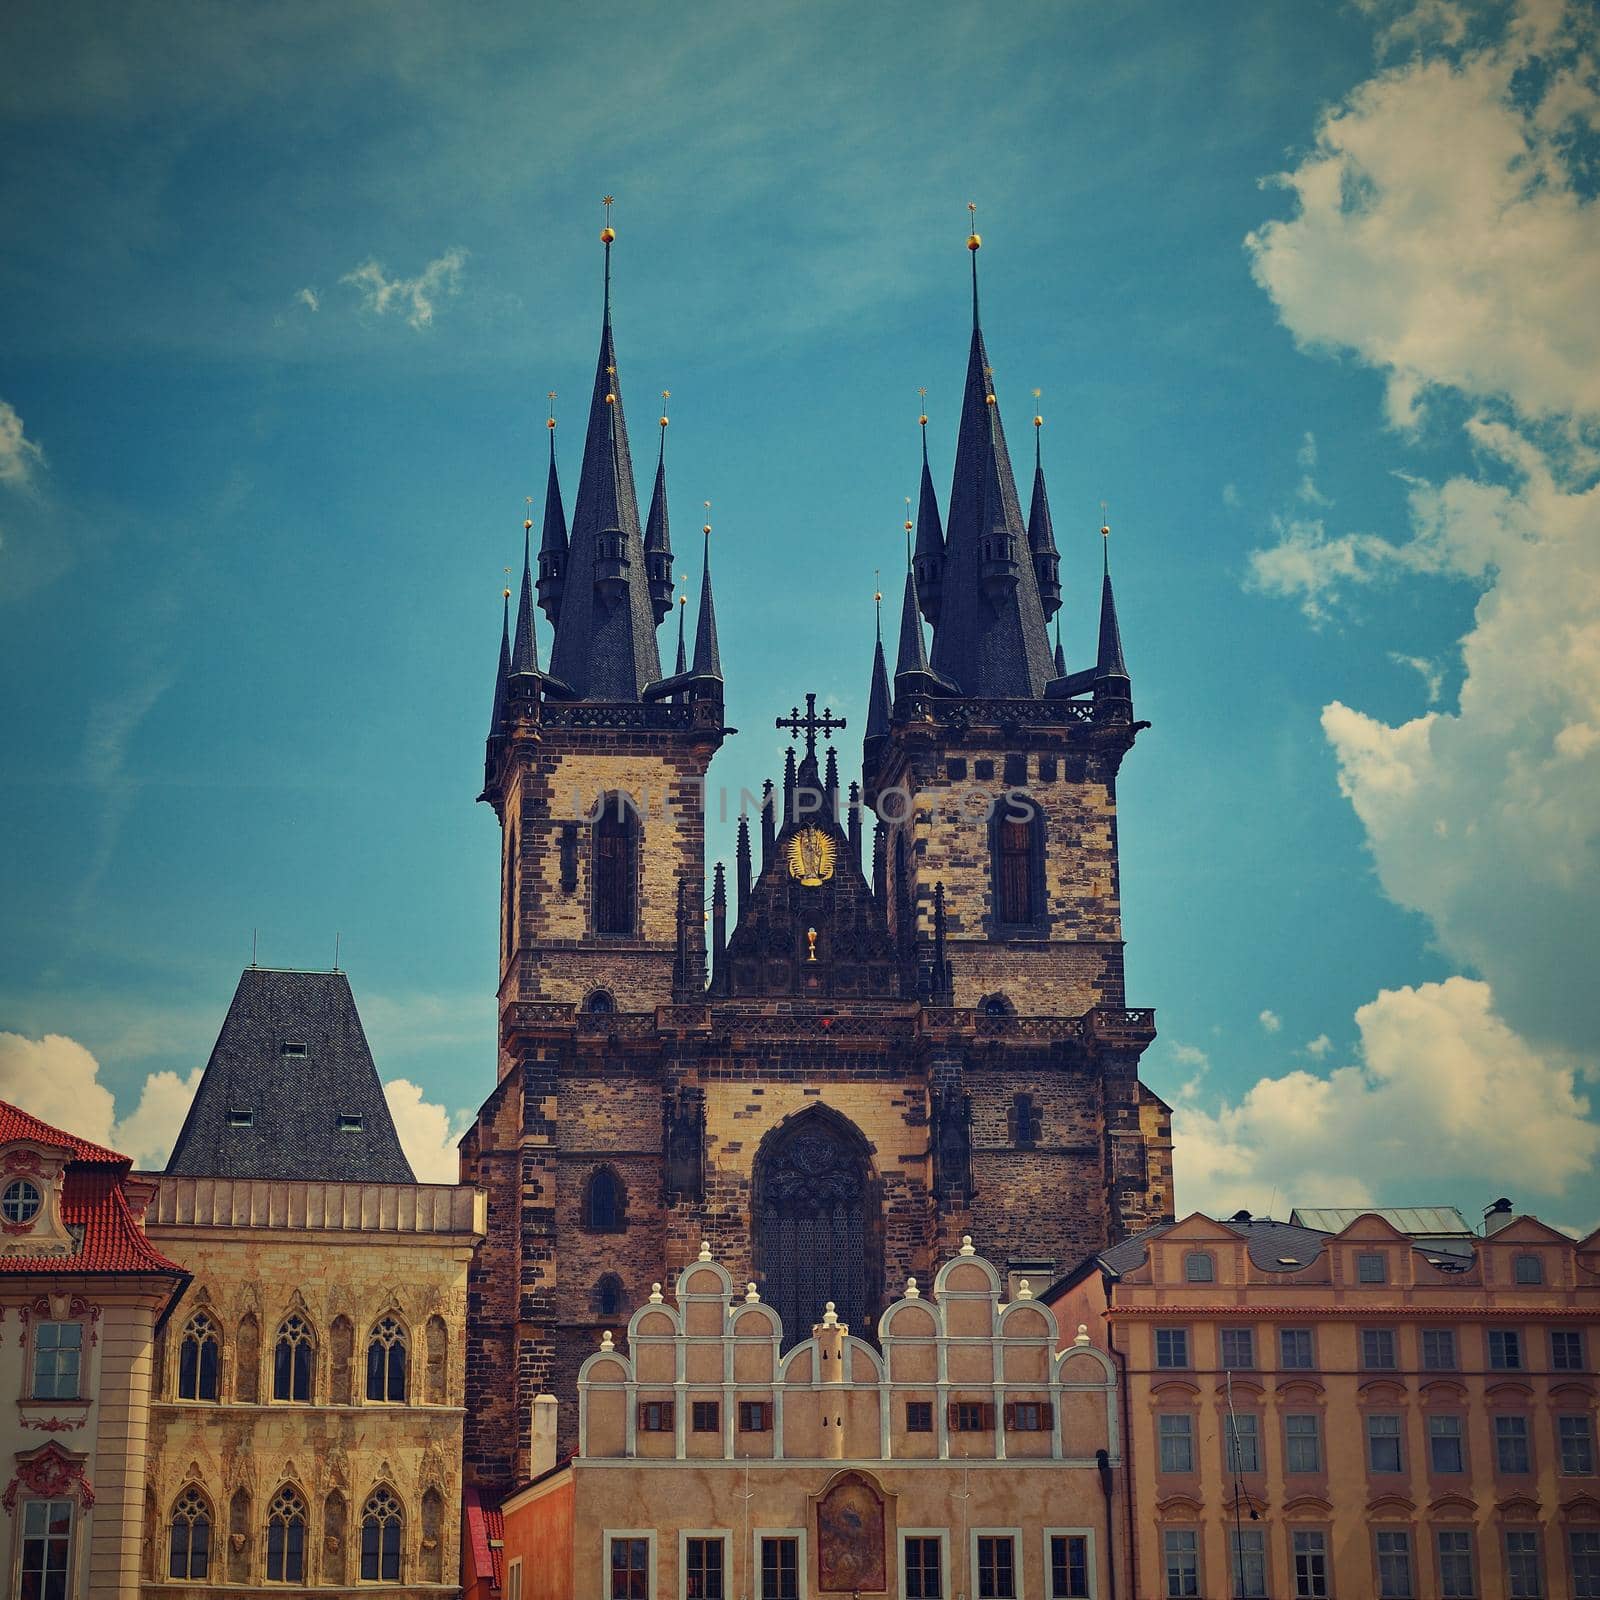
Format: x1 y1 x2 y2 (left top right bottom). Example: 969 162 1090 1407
1285 1413 1322 1473
1430 1414 1466 1473
1489 1329 1524 1370
1292 1530 1329 1599
905 1401 933 1433
1553 1330 1587 1371
1377 1529 1414 1598
1437 1530 1475 1598
685 1536 725 1600
638 1400 673 1432
1368 1413 1404 1473
951 1402 994 1432
1506 1530 1543 1598
1226 1413 1261 1474
337 1112 363 1132
1158 1413 1194 1474
227 1107 253 1127
1422 1328 1458 1370
691 1400 720 1433
1570 1529 1600 1599
759 1537 799 1600
1560 1415 1596 1476
31 1322 83 1400
509 1556 525 1600
1229 1527 1267 1599
1164 1529 1200 1599
280 1040 307 1057
1362 1328 1397 1370
1279 1328 1315 1370
1358 1251 1387 1282
1221 1328 1255 1370
1049 1535 1090 1599
904 1536 943 1600
19 1500 73 1600
1005 1401 1050 1432
1155 1328 1189 1369
738 1401 770 1433
1184 1251 1214 1282
1514 1253 1543 1284
976 1535 1017 1600
1496 1414 1532 1473
610 1537 650 1600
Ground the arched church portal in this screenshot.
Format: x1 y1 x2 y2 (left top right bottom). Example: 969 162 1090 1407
752 1106 881 1350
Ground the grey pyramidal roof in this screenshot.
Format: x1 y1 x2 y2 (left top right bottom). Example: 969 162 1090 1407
166 968 416 1183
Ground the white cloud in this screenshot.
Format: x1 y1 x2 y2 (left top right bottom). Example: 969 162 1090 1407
1221 482 1241 509
111 1066 204 1168
0 399 46 491
382 1078 465 1184
1258 1009 1282 1034
1244 512 1399 621
1174 978 1598 1223
1389 651 1443 704
0 1033 118 1146
295 286 319 312
341 248 467 330
1305 1033 1333 1058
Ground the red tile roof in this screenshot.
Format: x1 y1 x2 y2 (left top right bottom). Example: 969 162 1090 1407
0 1100 184 1277
462 1487 503 1596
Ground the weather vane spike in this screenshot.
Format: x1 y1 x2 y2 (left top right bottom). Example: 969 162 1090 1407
967 200 981 251
600 194 615 244
1033 387 1043 428
546 390 557 431
917 385 929 428
703 499 712 536
660 389 670 429
524 494 534 532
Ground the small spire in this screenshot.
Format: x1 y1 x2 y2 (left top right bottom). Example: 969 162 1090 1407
966 201 982 326
1096 519 1129 681
865 579 892 746
691 511 721 678
674 583 688 676
913 396 946 627
895 564 933 683
644 391 674 624
489 585 511 735
511 501 540 677
1027 394 1062 623
1053 612 1067 679
536 396 569 626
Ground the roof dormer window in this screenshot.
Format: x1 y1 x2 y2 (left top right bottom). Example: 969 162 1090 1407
1 1178 42 1225
337 1114 363 1134
280 1042 308 1058
227 1108 254 1128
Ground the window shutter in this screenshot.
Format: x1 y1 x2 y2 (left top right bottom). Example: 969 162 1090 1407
664 1401 674 1429
1042 1401 1054 1428
983 1403 996 1429
1003 1403 1016 1428
948 1402 960 1430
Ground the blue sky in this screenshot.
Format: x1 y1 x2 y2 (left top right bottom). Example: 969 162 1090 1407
2 1 1596 1226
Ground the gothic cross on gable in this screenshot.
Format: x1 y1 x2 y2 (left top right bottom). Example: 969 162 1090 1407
776 693 846 761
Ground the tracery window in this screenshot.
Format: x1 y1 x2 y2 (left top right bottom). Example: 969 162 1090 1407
360 1486 403 1582
177 1311 220 1401
265 1486 307 1584
366 1316 407 1403
272 1314 314 1403
168 1486 211 1580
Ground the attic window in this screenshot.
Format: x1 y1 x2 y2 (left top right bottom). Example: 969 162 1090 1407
1 1179 42 1225
1277 1256 1302 1267
227 1108 254 1128
280 1042 308 1058
338 1113 364 1133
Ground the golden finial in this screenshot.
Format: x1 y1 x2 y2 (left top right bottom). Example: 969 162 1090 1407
703 499 712 536
524 494 534 532
1033 388 1043 428
918 386 928 427
874 566 883 607
660 389 670 429
600 195 615 245
547 391 557 430
503 563 512 601
1101 500 1111 540
967 201 981 252
605 364 616 405
984 361 996 406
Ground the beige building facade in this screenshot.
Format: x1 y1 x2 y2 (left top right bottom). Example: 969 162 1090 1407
139 1173 484 1595
480 1241 1125 1600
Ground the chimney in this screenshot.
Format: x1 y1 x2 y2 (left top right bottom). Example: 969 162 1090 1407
1484 1197 1515 1235
531 1393 558 1477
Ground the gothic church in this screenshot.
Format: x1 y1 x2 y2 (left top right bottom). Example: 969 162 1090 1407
462 218 1173 1489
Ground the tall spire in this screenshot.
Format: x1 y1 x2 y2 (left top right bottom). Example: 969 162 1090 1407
927 210 1054 698
690 516 721 678
1027 399 1062 623
547 201 663 701
511 505 540 677
536 397 568 625
1096 520 1129 681
644 395 674 624
913 394 945 626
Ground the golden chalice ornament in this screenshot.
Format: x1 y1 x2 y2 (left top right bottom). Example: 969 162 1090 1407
787 826 836 888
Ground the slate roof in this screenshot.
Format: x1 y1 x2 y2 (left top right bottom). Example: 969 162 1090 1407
1095 1215 1335 1278
1291 1205 1474 1241
165 969 416 1183
0 1100 185 1277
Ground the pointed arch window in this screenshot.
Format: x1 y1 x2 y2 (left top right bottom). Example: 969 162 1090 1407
177 1311 220 1401
361 1486 404 1582
593 798 638 935
168 1485 212 1580
991 796 1045 931
272 1314 314 1403
366 1316 407 1403
585 1167 626 1233
265 1486 307 1584
595 1274 625 1320
503 827 519 964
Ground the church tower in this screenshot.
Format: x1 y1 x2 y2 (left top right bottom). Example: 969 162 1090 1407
861 217 1170 1268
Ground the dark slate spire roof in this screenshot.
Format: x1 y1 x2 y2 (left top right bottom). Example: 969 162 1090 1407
865 607 892 744
1097 538 1128 680
488 590 510 734
166 969 416 1183
546 237 663 701
927 246 1055 698
674 591 688 677
894 564 951 698
535 427 568 626
644 417 675 625
1053 615 1067 680
1027 423 1062 623
913 422 946 627
691 527 721 678
511 522 539 677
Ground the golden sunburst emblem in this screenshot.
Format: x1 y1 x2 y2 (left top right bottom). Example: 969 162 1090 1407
786 826 836 888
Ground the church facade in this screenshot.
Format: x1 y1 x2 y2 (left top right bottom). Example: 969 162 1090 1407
461 218 1174 1492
